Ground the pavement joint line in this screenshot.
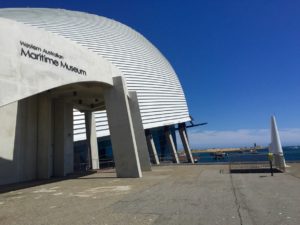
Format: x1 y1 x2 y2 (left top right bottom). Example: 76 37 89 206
285 172 300 180
230 173 243 225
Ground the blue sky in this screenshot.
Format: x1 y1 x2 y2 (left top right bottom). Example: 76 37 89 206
1 0 300 148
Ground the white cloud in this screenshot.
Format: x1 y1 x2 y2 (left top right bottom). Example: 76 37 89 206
176 128 300 149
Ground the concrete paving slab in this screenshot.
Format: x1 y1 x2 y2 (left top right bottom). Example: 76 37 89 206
0 164 300 225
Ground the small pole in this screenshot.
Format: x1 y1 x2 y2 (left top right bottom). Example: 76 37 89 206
268 153 274 176
269 160 273 176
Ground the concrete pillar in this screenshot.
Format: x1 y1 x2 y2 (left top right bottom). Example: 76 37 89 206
179 123 194 164
37 93 53 179
270 115 287 170
128 91 151 171
104 76 142 178
145 130 160 165
164 126 180 164
53 99 74 177
85 111 100 170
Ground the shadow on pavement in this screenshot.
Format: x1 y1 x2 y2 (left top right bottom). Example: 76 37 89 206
0 170 100 194
230 168 282 173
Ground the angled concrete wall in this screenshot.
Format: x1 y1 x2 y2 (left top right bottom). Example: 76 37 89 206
0 97 38 185
128 91 151 171
104 76 142 178
0 94 75 185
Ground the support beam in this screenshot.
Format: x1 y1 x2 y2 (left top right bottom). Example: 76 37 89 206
145 130 160 165
128 91 151 171
37 93 53 179
179 123 194 164
104 76 142 178
164 126 180 164
85 111 100 170
53 100 74 177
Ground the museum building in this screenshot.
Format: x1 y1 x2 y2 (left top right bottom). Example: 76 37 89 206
0 8 194 185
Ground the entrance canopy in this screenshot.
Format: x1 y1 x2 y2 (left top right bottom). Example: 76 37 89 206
0 17 118 107
50 82 109 112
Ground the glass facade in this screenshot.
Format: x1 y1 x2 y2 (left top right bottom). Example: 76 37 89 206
150 125 177 161
73 125 178 170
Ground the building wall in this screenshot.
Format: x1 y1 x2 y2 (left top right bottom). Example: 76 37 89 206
0 97 38 185
0 15 114 108
0 8 190 184
0 95 75 185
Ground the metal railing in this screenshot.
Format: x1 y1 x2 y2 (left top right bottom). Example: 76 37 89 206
99 158 115 169
228 153 271 172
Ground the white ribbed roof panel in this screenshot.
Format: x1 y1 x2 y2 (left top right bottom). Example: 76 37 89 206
0 8 190 141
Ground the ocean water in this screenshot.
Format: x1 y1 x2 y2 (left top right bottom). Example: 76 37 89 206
192 146 300 164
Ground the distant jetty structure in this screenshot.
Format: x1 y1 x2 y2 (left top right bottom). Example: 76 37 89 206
269 115 287 171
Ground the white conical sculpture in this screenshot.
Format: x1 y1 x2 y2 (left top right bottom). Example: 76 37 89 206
270 115 287 169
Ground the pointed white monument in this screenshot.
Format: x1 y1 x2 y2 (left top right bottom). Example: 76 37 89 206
269 115 287 171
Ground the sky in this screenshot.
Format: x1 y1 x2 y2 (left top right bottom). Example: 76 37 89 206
1 0 300 148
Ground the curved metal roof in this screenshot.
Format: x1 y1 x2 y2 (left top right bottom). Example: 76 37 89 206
0 8 190 139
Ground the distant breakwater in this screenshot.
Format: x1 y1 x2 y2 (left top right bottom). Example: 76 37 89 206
191 146 300 164
191 146 265 154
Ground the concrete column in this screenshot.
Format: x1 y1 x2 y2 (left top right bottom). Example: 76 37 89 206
85 111 100 170
104 76 142 178
145 130 160 165
274 154 286 172
53 99 74 177
128 91 151 171
164 126 180 164
179 123 194 164
37 93 53 179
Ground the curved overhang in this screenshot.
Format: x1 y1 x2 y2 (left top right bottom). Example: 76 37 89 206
0 8 191 140
0 17 119 107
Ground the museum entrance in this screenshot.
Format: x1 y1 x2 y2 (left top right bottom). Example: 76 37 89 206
0 76 146 185
36 82 108 179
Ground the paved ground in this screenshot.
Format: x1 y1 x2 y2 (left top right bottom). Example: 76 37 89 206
0 164 300 225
